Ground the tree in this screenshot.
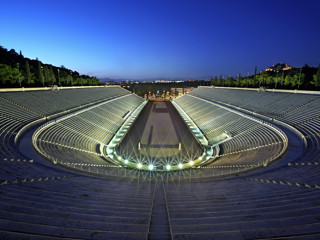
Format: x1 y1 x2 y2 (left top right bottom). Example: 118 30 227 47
311 64 320 87
17 63 22 87
24 61 31 85
48 66 56 85
281 71 285 87
92 76 99 85
10 67 20 85
213 76 218 85
245 75 249 87
292 72 305 88
65 74 72 85
0 46 101 88
210 77 214 85
253 66 257 87
226 76 234 87
35 60 44 86
284 75 293 86
78 77 83 85
43 65 49 85
70 71 73 86
265 75 273 86
0 64 11 85
237 74 242 87
260 71 270 86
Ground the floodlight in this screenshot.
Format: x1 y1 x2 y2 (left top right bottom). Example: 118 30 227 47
166 164 171 170
199 156 202 160
148 164 154 171
124 159 128 164
137 163 142 169
189 160 194 166
178 163 183 169
118 156 122 160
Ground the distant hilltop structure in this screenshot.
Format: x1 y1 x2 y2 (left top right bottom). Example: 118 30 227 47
265 62 293 72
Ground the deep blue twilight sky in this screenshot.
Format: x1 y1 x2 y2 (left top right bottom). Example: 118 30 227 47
1 0 319 79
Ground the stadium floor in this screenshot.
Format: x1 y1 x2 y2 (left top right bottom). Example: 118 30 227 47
117 101 202 168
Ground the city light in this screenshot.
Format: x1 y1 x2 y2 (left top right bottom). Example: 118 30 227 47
189 160 194 166
137 163 142 169
124 159 128 164
166 164 171 170
178 163 183 169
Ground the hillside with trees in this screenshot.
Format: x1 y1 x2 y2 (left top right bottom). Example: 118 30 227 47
0 45 99 88
210 64 320 90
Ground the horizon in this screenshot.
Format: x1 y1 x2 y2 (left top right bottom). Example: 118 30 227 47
1 0 320 79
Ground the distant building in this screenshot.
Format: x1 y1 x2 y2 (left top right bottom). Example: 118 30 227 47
265 62 293 72
176 88 184 97
102 81 116 85
184 87 195 94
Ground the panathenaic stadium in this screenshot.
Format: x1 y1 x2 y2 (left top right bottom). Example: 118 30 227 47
1 85 320 239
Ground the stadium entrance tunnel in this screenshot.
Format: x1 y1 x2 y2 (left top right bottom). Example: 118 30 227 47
105 100 219 172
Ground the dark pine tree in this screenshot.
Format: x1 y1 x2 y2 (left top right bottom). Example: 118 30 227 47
253 66 257 87
24 60 31 85
35 59 44 86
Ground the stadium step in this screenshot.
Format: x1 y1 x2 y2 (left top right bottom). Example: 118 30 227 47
0 218 147 239
148 185 171 240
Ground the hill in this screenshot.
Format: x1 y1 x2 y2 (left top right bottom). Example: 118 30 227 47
0 45 99 88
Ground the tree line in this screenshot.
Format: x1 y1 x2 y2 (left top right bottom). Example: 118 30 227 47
210 64 320 90
0 46 99 88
